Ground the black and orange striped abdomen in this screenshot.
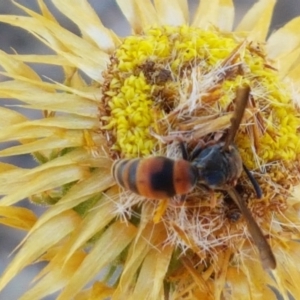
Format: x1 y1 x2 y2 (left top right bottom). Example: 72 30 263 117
112 157 198 198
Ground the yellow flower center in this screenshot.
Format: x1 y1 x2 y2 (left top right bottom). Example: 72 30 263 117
100 25 300 172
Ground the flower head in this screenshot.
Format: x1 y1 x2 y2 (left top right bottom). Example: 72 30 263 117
1 0 300 299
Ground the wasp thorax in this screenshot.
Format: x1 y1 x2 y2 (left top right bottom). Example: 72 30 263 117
191 143 243 189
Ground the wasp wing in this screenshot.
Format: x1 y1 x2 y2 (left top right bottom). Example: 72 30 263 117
227 187 276 269
223 85 250 151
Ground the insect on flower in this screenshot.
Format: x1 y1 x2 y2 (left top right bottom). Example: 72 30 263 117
112 84 276 270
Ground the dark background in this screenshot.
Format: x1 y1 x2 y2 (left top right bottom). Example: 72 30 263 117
0 1 299 299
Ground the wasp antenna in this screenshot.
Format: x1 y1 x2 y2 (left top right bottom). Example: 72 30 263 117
223 84 250 151
243 164 262 198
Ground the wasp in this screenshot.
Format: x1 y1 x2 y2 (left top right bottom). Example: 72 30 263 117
112 85 276 269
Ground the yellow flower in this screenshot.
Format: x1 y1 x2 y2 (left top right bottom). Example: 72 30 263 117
0 0 300 299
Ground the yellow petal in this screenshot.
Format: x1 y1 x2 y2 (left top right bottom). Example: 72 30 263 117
3 114 96 135
0 81 98 116
0 107 27 128
239 257 275 298
116 0 159 33
20 250 86 300
0 206 37 230
0 132 84 157
25 149 106 176
287 61 300 83
0 70 100 101
0 50 41 81
0 210 81 291
0 162 19 173
74 282 114 300
192 0 219 28
154 0 188 25
267 16 300 59
114 222 167 297
55 189 118 263
0 165 29 194
226 261 277 299
52 0 118 52
0 13 109 81
132 0 160 28
37 0 57 22
31 115 97 129
213 249 232 299
57 220 137 300
276 47 300 78
0 51 82 91
0 164 89 206
217 0 234 31
27 169 114 234
0 15 58 50
9 54 73 68
226 266 251 297
0 118 97 146
131 244 173 299
116 0 142 33
235 0 276 41
0 123 55 142
182 258 213 297
272 241 300 299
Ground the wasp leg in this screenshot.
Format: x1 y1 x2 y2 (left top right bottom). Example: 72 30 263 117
243 164 262 198
179 142 189 160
